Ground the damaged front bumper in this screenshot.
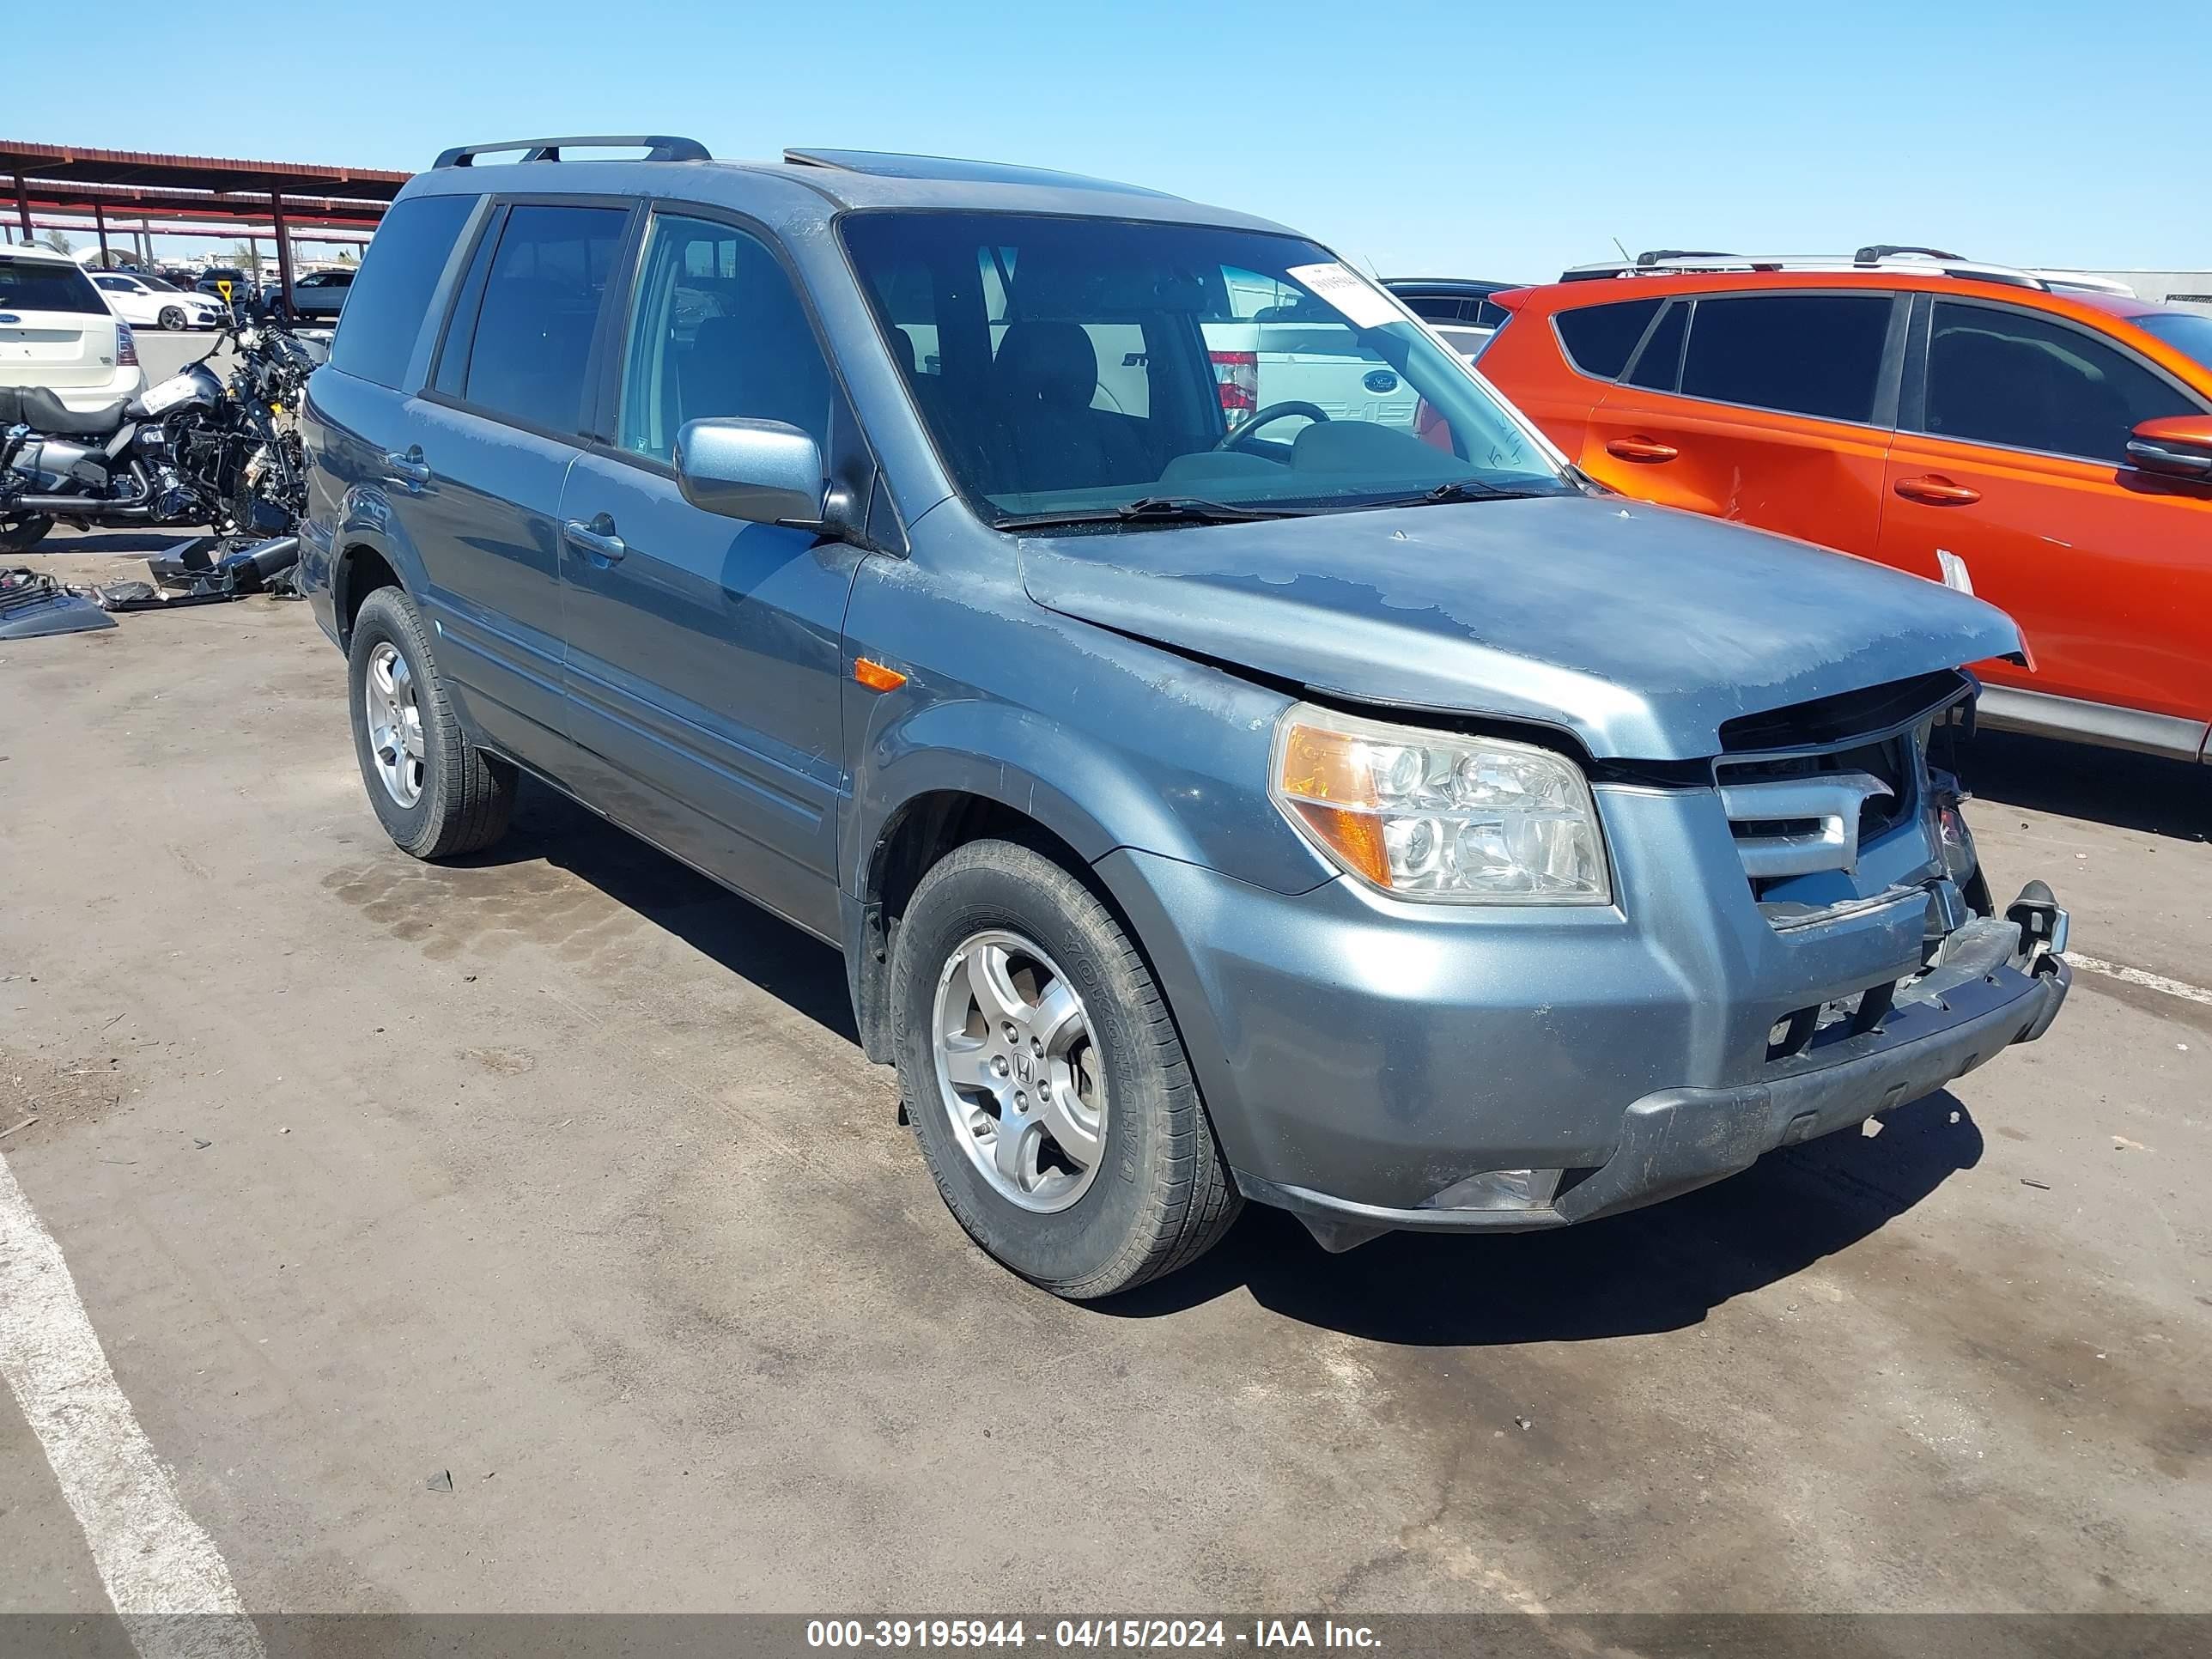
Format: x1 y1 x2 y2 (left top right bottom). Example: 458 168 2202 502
1243 888 2069 1251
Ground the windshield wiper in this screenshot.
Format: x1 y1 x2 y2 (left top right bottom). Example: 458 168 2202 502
997 495 1310 531
1410 479 1551 505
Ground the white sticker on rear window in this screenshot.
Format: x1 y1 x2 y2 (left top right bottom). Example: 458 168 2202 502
1285 263 1405 331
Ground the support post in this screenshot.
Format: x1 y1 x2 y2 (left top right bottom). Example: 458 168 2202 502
12 173 29 242
271 192 295 313
95 202 110 267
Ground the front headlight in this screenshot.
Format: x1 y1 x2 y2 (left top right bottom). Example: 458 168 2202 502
1270 703 1610 904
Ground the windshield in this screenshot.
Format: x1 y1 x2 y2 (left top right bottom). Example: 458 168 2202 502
2136 309 2212 375
141 275 179 291
840 212 1566 526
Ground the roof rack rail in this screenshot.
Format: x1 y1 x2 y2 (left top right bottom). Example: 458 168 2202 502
1853 244 1964 263
432 135 711 168
1559 248 2047 291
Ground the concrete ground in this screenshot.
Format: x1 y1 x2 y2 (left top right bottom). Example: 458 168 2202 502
1 460 2208 1620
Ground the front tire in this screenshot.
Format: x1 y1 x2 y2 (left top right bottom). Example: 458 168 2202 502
346 586 514 860
891 840 1241 1299
157 306 185 331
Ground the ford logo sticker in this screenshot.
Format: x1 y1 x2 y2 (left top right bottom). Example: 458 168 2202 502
0 314 19 325
1363 369 1400 394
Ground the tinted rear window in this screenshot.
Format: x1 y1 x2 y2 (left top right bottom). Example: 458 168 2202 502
1679 294 1893 423
329 194 475 389
0 255 103 315
451 204 627 430
1624 301 1687 390
1553 297 1661 379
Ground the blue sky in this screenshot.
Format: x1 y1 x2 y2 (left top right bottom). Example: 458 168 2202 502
17 0 2202 276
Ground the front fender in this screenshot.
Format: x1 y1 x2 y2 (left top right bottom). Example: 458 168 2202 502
843 679 1331 907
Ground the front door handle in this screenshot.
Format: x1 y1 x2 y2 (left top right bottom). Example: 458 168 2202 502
1606 435 1680 463
1893 475 1982 507
382 447 431 488
562 514 626 565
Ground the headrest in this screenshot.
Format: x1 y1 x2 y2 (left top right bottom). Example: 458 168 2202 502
885 325 917 376
996 321 1098 407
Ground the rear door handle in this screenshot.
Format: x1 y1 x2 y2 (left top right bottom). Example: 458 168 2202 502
562 514 626 565
382 447 431 488
1893 475 1981 507
1605 436 1680 463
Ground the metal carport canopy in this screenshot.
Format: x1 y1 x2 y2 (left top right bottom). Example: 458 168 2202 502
2 139 410 301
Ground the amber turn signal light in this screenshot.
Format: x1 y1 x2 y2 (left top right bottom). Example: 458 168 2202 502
854 658 907 692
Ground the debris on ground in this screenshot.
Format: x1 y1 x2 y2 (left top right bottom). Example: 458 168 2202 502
0 1115 40 1139
2021 1177 2051 1190
2113 1135 2147 1152
426 1470 453 1493
0 568 116 638
87 533 302 612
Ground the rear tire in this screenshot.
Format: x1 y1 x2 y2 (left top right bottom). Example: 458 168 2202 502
891 839 1242 1299
346 586 515 860
0 515 53 554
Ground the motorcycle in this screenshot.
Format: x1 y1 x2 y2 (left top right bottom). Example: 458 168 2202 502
0 301 319 553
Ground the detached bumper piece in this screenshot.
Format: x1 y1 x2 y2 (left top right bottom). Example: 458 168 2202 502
0 567 117 637
1250 882 2070 1253
88 534 302 612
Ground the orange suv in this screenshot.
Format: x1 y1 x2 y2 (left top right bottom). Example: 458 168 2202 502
1474 251 2212 764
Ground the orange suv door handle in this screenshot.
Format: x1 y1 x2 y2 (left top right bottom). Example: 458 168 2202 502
1893 475 1982 507
1606 436 1680 463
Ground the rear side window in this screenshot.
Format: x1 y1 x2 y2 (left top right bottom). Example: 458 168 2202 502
1919 301 2200 465
1679 294 1893 423
1403 295 1462 323
1624 301 1687 390
449 204 627 431
0 255 104 315
329 194 474 388
1553 297 1662 379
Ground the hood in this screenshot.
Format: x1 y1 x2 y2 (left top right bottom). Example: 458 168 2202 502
1018 495 2022 761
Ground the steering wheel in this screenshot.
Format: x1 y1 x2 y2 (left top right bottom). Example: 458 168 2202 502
1215 401 1330 451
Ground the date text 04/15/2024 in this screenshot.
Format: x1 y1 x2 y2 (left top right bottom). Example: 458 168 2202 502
805 1621 1382 1650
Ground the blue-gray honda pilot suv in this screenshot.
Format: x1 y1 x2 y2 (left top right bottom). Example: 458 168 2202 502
297 136 2070 1298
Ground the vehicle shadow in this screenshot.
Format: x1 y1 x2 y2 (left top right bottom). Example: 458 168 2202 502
1105 1091 1985 1344
459 777 860 1043
462 781 1984 1346
1954 726 2208 842
38 531 198 555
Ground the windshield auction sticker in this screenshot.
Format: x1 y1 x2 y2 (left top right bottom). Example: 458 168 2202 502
1284 263 1404 330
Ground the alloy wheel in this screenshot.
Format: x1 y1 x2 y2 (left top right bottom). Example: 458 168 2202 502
931 929 1107 1212
363 641 426 808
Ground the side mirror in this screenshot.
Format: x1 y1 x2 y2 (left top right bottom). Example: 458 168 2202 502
2125 416 2212 481
674 417 827 526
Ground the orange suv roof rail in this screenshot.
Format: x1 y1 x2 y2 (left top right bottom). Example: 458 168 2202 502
1558 248 2049 291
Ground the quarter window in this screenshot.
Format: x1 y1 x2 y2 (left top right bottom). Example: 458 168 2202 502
327 193 474 389
1677 295 1893 423
1553 298 1662 380
1624 301 1686 391
1919 301 2200 465
615 214 836 465
450 204 627 431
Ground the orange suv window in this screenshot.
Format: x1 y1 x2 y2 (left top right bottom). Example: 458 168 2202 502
1554 298 1660 379
1917 301 2203 465
1674 295 1893 423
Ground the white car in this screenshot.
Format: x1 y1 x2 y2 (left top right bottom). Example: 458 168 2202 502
89 270 228 331
0 245 146 414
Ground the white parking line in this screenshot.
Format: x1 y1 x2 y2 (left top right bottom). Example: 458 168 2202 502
2068 953 2212 1009
0 1154 263 1659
